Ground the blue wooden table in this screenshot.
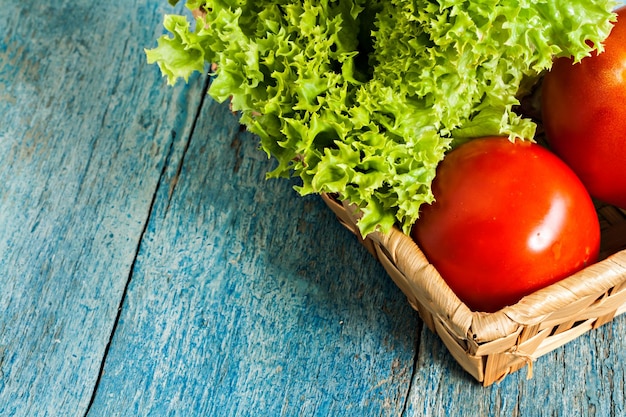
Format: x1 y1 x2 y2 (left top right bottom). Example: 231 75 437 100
2 1 625 416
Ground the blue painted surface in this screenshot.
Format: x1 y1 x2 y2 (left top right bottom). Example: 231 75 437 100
1 1 625 416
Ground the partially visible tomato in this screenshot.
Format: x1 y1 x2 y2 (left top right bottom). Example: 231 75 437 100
541 6 626 209
411 137 600 313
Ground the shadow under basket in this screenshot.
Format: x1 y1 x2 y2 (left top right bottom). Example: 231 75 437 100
321 193 626 386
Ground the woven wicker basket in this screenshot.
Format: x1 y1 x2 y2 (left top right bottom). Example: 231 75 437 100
322 193 626 386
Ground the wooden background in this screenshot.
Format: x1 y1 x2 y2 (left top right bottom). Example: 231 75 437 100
1 1 625 415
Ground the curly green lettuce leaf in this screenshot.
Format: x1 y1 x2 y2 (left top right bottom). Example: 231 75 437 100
145 14 211 85
146 0 617 236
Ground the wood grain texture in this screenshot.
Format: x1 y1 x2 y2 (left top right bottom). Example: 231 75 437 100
87 96 419 416
2 0 626 416
0 1 205 415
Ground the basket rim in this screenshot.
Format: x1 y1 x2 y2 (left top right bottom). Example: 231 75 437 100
378 217 626 339
322 193 626 344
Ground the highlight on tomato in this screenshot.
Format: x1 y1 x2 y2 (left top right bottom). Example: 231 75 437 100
541 6 626 209
411 137 600 313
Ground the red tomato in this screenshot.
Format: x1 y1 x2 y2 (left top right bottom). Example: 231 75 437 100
541 6 626 209
411 137 600 313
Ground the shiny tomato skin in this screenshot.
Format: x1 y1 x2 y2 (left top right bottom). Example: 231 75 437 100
411 137 600 313
542 6 626 209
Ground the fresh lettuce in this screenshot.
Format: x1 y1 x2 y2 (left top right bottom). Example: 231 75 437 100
146 0 617 236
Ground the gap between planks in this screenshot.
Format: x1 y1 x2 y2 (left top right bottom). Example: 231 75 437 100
401 319 424 416
82 75 212 416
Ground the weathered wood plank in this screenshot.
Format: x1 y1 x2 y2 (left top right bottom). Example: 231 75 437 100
87 96 420 416
0 1 206 415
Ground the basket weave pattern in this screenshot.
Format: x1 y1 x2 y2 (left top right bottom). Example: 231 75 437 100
322 193 626 386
